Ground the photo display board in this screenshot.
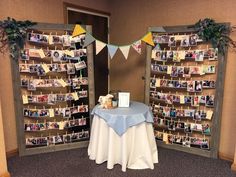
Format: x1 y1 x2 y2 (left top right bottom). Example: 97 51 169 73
144 25 228 158
12 23 95 156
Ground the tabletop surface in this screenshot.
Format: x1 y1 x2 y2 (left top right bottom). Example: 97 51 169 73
91 101 154 135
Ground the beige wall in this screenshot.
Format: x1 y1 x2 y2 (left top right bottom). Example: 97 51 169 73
0 0 110 152
0 101 9 176
109 0 236 158
1 0 236 160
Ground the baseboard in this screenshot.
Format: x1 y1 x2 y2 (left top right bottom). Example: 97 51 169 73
6 148 18 158
219 152 234 162
231 163 236 171
0 171 10 177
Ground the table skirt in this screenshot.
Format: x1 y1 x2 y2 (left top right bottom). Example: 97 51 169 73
88 115 158 172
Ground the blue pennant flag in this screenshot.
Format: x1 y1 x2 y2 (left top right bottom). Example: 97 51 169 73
107 44 118 59
83 33 96 47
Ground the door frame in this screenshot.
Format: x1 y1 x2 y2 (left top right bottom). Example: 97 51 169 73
63 2 111 91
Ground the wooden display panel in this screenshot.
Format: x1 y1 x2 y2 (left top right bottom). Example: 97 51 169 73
11 23 95 156
144 24 229 158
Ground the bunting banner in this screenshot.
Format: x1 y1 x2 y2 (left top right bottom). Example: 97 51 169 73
132 40 142 54
119 46 130 60
142 32 155 46
71 25 159 60
107 44 118 59
95 40 106 55
72 25 86 37
83 33 96 47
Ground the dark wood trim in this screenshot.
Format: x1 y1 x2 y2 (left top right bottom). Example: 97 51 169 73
63 2 111 24
6 149 18 158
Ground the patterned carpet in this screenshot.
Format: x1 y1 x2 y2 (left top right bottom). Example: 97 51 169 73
7 147 236 177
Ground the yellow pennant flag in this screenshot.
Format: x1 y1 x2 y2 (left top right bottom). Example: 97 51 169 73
142 32 154 46
72 25 86 37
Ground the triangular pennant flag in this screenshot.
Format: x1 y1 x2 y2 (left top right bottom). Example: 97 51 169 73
72 25 86 37
96 40 106 55
107 44 118 59
142 32 155 46
154 43 161 50
132 40 142 54
83 33 95 47
119 46 130 59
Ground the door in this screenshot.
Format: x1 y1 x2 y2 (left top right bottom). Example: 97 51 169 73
65 6 109 103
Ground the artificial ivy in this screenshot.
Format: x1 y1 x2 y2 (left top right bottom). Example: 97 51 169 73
0 17 36 60
193 18 235 55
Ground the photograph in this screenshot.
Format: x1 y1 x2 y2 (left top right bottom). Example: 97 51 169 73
185 51 194 59
201 139 210 149
52 35 63 44
165 94 173 104
37 94 49 103
160 79 167 87
19 64 30 73
62 35 71 47
170 108 176 118
162 107 170 117
150 78 156 88
67 63 75 74
177 66 184 75
189 34 197 46
202 80 216 88
183 67 191 78
207 48 218 60
206 95 214 107
190 137 202 148
184 123 192 133
63 108 71 118
190 66 201 75
52 50 63 62
167 80 175 88
199 95 206 104
184 109 195 117
202 123 211 135
29 64 38 73
161 35 170 43
27 80 36 91
182 136 191 147
21 78 28 87
195 50 204 62
63 134 71 143
20 49 29 60
28 49 41 58
168 36 176 47
195 81 202 92
192 95 200 107
173 51 181 62
175 121 185 129
187 80 195 92
190 123 202 131
47 94 56 105
74 60 87 71
37 65 46 76
176 109 185 117
170 66 178 77
168 120 176 130
184 95 192 104
173 135 183 145
180 35 189 47
167 50 173 59
57 64 67 72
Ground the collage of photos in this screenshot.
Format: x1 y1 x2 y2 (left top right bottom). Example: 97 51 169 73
150 77 215 94
151 48 218 62
23 104 88 118
24 117 87 132
154 131 210 149
154 116 211 135
21 77 89 90
150 91 215 107
21 48 87 61
152 104 213 120
19 62 87 76
151 63 216 77
23 92 88 105
25 130 89 147
27 32 85 47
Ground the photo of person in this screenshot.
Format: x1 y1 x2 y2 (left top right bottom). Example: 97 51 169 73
27 95 37 103
74 61 87 71
206 95 214 107
202 123 211 135
152 50 163 61
49 63 58 72
19 64 30 73
27 80 36 91
67 63 75 74
184 123 192 133
167 50 174 59
195 81 202 92
56 94 65 102
180 81 188 88
52 35 63 44
167 80 175 88
192 95 200 107
21 78 28 87
174 80 181 88
183 67 191 78
52 50 63 62
168 120 176 130
170 108 176 118
160 35 170 43
160 79 167 87
165 94 173 104
37 65 46 76
184 109 195 117
150 78 156 88
173 135 183 145
177 66 184 75
37 94 48 103
190 137 202 148
153 34 162 44
190 123 202 131
20 49 29 60
201 139 209 149
57 64 67 72
161 51 167 61
63 108 71 118
173 95 180 102
195 50 204 62
190 66 201 75
207 65 216 73
184 95 192 104
189 34 197 46
194 110 202 121
185 51 193 59
180 35 189 47
173 51 181 62
63 134 71 143
187 81 195 92
207 48 218 60
176 109 185 117
199 95 206 104
62 35 71 47
171 66 178 77
162 107 170 117
202 80 216 88
65 93 74 101
48 94 56 105
28 33 41 42
39 109 50 117
168 36 176 47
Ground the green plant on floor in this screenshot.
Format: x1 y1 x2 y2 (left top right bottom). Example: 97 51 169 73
0 17 36 60
193 18 236 55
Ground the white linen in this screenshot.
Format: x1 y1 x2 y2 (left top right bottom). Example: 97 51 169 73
88 115 158 172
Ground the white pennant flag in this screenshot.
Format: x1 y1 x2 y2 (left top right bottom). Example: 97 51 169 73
95 40 106 55
119 46 130 59
132 40 142 54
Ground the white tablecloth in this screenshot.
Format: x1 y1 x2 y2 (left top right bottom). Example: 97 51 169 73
88 115 158 172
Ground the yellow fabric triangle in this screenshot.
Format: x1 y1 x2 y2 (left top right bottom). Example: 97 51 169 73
142 32 154 46
72 25 86 37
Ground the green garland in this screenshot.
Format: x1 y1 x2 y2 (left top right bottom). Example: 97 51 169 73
193 18 235 55
0 17 36 60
